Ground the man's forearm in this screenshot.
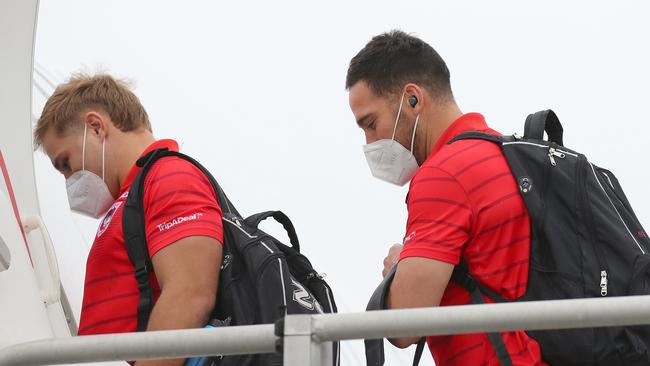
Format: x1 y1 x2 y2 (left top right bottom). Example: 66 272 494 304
135 289 215 366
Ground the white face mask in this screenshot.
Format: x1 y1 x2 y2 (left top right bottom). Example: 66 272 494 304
66 125 114 219
363 92 421 186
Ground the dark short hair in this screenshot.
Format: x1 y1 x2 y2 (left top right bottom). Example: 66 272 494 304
345 30 452 99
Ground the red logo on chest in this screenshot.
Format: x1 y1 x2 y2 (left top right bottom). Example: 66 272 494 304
97 201 123 237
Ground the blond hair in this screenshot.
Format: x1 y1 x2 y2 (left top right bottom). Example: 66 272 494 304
34 72 151 147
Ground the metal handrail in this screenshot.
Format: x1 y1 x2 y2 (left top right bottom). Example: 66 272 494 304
312 294 650 341
2 295 650 366
0 324 277 366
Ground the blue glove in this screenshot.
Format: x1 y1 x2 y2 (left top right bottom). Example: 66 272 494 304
185 317 231 366
185 324 216 366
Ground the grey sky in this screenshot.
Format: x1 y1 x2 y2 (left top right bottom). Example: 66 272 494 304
32 1 650 364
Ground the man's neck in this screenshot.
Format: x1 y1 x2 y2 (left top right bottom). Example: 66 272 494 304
114 131 156 192
418 102 463 165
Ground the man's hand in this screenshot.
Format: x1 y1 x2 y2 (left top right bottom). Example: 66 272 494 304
135 235 222 366
382 243 403 278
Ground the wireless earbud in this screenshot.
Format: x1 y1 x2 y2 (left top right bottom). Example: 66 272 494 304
408 95 418 107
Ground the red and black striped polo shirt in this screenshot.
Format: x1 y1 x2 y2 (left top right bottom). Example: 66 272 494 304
399 113 546 366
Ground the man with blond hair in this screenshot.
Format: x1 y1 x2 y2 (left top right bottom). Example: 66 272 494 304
35 73 223 366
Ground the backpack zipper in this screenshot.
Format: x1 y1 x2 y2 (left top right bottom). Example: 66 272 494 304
577 155 611 297
589 162 646 254
504 141 612 296
548 147 566 167
223 217 258 239
600 270 608 296
502 141 578 157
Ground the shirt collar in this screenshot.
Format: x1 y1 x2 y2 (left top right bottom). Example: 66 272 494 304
430 112 490 157
119 139 179 195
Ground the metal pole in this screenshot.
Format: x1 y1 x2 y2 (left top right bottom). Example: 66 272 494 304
312 295 650 342
0 324 277 366
4 296 650 366
283 315 332 366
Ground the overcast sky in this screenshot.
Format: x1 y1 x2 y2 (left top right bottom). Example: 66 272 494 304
32 1 650 364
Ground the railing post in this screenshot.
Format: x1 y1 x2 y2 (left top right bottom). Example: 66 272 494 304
282 315 332 366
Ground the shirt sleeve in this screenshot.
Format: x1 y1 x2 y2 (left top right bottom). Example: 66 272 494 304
142 157 224 257
399 166 472 265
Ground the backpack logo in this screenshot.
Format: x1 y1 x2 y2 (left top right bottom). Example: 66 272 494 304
221 254 232 270
291 278 323 313
519 177 533 194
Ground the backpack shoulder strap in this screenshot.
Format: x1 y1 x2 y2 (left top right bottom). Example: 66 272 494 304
412 338 426 366
122 148 237 332
365 265 396 366
123 148 168 332
451 261 513 366
365 266 427 366
448 131 506 145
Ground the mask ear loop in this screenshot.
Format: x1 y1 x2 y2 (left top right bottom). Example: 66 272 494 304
410 115 420 154
391 92 406 141
82 124 87 171
101 138 105 182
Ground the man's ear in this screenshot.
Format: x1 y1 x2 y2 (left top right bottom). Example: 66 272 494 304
403 83 425 116
83 111 109 139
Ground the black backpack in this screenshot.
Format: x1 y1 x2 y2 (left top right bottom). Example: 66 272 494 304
366 110 650 366
122 148 339 366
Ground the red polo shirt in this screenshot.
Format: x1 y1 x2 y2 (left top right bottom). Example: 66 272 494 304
78 139 223 335
400 113 546 365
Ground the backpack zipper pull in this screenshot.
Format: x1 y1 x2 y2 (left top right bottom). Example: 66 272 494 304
600 270 608 296
548 147 566 167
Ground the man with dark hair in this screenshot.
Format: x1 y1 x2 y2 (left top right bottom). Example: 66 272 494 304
346 30 546 365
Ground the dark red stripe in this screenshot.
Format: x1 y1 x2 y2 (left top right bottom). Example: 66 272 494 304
481 337 535 366
410 175 457 189
478 192 520 214
147 171 204 185
409 197 471 211
83 291 140 310
438 140 487 167
148 209 193 225
85 270 134 286
409 238 459 247
502 281 528 292
442 341 484 365
454 154 502 177
153 189 212 203
468 171 512 194
475 213 527 237
467 236 529 259
408 218 469 232
84 288 162 310
474 259 528 278
78 314 138 334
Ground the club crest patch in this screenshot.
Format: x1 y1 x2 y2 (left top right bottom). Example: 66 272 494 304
97 201 122 237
